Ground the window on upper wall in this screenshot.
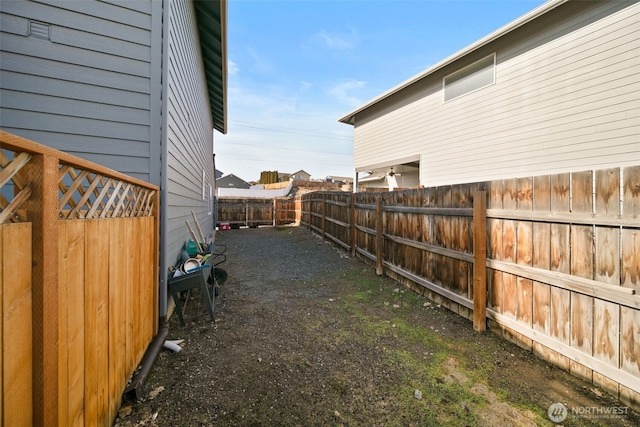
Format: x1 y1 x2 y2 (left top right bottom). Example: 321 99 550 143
443 53 495 102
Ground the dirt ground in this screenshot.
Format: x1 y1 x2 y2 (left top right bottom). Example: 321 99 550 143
114 226 639 427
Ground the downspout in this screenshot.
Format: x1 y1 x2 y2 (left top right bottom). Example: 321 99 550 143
124 0 171 401
158 0 170 323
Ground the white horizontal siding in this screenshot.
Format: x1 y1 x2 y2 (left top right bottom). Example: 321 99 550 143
353 1 640 186
0 0 155 179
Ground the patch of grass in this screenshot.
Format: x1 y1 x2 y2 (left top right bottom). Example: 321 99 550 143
389 316 448 349
385 348 483 426
325 268 561 425
331 273 550 425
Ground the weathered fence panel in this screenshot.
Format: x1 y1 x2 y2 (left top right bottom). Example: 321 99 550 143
275 198 297 225
299 165 640 410
217 197 297 227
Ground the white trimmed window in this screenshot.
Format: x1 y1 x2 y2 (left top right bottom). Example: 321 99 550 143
443 54 495 102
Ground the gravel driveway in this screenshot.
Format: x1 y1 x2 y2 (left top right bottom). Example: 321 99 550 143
114 226 639 427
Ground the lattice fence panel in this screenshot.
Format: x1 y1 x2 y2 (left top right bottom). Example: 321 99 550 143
1 148 156 224
0 150 32 224
58 164 156 219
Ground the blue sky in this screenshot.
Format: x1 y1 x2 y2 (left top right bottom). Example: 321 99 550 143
214 0 548 182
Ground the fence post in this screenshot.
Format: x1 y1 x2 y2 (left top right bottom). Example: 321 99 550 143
272 198 277 226
375 195 383 275
473 190 487 332
350 193 356 257
27 153 60 425
321 193 326 240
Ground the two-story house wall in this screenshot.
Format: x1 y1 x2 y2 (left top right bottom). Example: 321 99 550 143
339 0 639 189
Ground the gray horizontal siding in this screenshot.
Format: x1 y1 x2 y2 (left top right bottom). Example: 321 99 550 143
164 0 215 269
0 70 149 109
12 0 150 41
0 0 154 180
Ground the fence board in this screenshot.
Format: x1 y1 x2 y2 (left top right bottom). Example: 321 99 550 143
595 169 621 286
410 192 424 276
502 179 518 320
487 180 503 312
596 168 620 215
623 165 640 217
438 186 452 291
61 220 86 426
2 223 32 427
620 306 640 377
596 227 621 285
571 292 594 381
622 166 640 292
570 170 595 380
620 305 640 408
516 220 533 330
422 189 437 292
622 229 640 293
125 219 136 390
571 225 594 280
515 178 533 348
545 172 572 367
532 175 552 359
57 222 70 427
139 217 154 363
109 219 127 422
593 299 619 366
85 219 111 427
572 170 593 214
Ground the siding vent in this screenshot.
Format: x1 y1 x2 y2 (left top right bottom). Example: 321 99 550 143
28 21 51 40
444 53 495 102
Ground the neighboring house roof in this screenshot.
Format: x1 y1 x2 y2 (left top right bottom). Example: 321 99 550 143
194 0 228 134
338 0 568 124
291 170 311 178
216 174 251 188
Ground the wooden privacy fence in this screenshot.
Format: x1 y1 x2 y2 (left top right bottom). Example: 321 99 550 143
0 130 159 426
300 166 640 409
217 197 297 227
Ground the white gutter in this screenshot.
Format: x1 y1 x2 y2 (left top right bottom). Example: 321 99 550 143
338 0 569 124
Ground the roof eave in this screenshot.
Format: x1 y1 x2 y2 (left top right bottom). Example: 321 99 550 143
195 0 228 134
338 0 569 125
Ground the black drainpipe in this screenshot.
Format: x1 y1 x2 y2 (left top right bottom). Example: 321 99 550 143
123 316 169 401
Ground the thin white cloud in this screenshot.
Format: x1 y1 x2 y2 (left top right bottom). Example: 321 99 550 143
314 27 358 50
227 60 239 75
227 83 300 118
328 79 367 107
246 47 272 74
